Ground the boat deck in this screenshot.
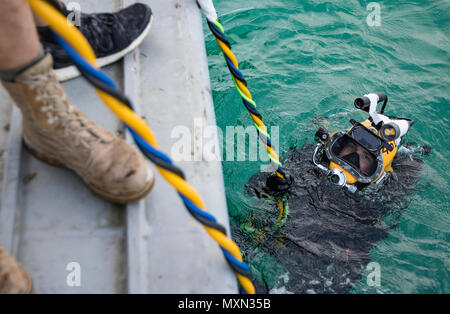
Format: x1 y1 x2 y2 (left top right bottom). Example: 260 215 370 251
0 0 236 293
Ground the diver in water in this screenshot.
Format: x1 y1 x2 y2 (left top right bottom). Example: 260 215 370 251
239 92 430 294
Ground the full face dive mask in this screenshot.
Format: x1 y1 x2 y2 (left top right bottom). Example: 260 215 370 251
312 92 414 192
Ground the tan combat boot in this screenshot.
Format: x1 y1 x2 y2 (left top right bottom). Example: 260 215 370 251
1 54 154 203
0 247 33 294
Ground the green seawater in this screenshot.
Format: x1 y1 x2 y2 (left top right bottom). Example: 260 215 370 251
204 0 449 293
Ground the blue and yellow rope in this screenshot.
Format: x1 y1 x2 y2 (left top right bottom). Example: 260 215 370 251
28 0 254 294
207 20 286 180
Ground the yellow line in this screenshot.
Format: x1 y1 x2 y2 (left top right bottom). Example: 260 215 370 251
217 39 238 68
214 34 285 180
275 197 284 226
276 171 284 179
236 78 252 100
250 113 266 130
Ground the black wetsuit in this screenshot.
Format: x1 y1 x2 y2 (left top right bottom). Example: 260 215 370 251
237 144 424 293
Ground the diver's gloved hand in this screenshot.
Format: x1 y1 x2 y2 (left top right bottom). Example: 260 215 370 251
400 143 432 156
266 172 294 195
422 146 432 155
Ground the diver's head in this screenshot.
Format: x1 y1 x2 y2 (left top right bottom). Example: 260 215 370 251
311 92 414 193
336 138 377 176
326 124 390 186
313 125 390 192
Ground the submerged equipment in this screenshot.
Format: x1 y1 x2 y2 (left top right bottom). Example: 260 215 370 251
313 92 414 192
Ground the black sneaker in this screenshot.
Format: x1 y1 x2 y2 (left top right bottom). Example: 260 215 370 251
38 3 153 81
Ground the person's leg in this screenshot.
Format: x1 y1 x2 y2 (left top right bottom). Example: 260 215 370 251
0 0 41 71
36 1 153 81
0 0 153 295
32 11 47 27
32 0 64 27
0 0 154 203
0 247 33 294
0 4 35 294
